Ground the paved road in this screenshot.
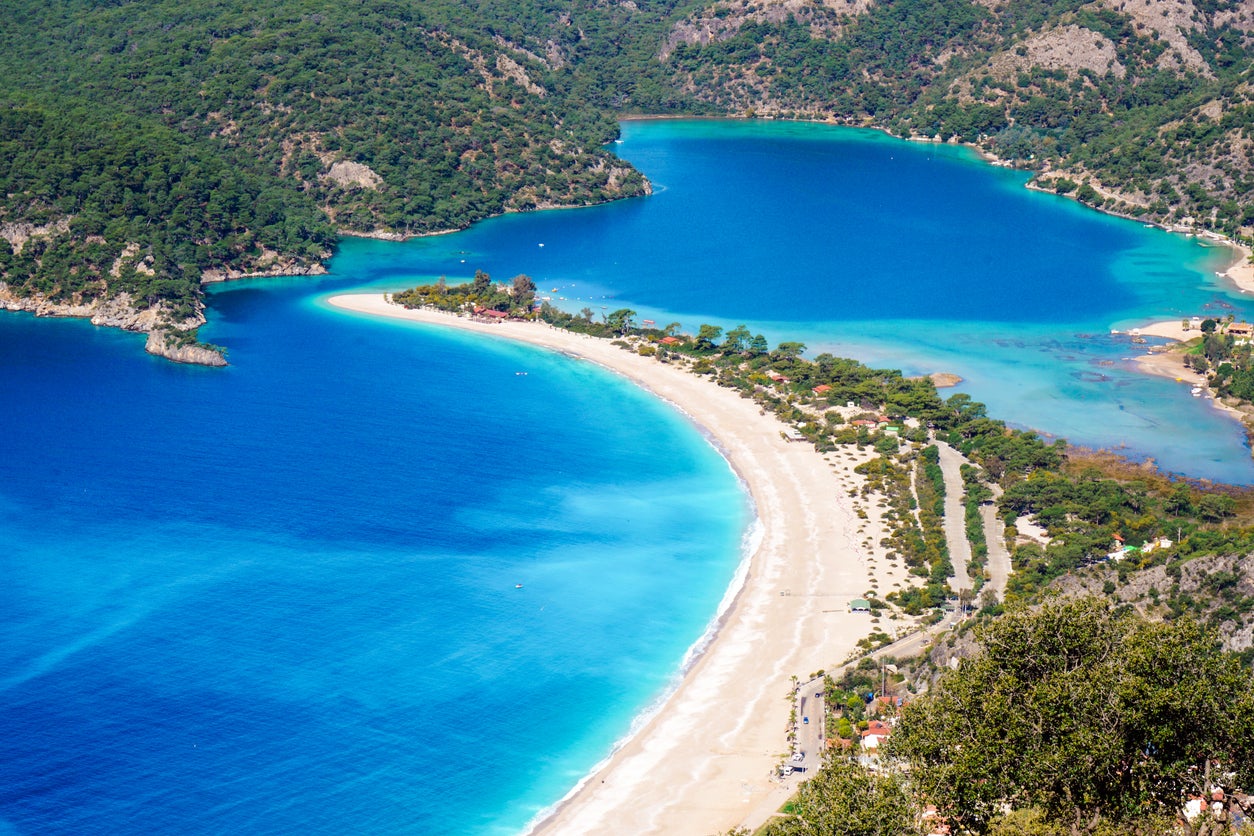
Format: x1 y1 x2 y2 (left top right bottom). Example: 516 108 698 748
744 628 948 832
788 683 827 777
934 440 972 595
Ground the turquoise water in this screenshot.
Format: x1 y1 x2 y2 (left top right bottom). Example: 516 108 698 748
0 292 749 833
2 118 1252 835
339 118 1252 482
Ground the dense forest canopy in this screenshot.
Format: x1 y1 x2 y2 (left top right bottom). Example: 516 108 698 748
2 0 1252 352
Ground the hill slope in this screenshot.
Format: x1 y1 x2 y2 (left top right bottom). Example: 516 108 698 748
663 0 1254 234
0 0 662 359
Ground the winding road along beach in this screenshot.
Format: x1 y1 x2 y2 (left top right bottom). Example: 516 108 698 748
328 294 904 834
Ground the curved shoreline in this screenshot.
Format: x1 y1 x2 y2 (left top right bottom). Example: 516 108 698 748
327 294 903 834
1122 318 1254 438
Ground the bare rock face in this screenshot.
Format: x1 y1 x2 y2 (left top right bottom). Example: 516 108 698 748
0 217 73 254
200 260 328 284
494 53 547 97
660 0 875 60
1098 0 1211 74
996 24 1126 78
145 331 228 366
322 160 384 190
0 285 174 331
1054 551 1254 655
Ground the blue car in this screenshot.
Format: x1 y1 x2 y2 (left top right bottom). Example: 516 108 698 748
803 716 809 724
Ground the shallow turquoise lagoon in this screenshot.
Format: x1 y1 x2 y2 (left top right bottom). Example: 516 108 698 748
336 119 1251 483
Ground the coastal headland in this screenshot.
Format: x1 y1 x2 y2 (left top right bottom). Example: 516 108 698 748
1109 246 1254 429
328 293 908 834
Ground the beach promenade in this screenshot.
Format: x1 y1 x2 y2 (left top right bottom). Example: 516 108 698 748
328 294 906 835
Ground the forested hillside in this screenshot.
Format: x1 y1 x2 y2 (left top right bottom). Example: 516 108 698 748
664 0 1254 235
2 0 1252 360
0 0 667 357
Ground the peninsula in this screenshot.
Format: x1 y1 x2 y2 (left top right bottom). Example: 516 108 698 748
333 287 1254 833
1121 244 1254 444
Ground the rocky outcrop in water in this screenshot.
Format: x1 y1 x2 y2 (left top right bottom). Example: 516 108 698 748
0 282 227 366
144 331 227 366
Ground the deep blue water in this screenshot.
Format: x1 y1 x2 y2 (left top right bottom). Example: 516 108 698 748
2 118 1253 836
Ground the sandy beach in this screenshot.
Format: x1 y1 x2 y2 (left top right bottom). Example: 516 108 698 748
328 294 907 835
1125 318 1254 431
1221 242 1254 294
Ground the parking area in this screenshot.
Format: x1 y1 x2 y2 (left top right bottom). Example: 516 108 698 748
780 680 825 778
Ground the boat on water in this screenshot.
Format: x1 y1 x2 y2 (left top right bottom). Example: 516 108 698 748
515 583 524 589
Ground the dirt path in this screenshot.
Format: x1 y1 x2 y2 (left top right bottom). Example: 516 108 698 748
982 484 1012 601
934 440 972 595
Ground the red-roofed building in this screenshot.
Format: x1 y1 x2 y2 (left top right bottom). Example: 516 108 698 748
921 806 952 836
861 720 891 751
812 384 832 395
869 695 906 716
660 336 683 345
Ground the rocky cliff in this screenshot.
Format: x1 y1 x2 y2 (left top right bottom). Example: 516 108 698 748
0 282 225 366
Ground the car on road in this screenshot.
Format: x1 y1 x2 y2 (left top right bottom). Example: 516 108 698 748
803 716 809 724
791 752 804 762
779 765 793 776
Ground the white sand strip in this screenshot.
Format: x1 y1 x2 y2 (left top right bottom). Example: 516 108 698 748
327 294 902 835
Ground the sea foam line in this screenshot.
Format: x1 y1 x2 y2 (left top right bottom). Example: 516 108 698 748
520 511 763 836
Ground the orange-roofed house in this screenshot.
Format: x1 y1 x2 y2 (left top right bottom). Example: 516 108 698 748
869 695 905 716
812 384 832 395
861 720 891 751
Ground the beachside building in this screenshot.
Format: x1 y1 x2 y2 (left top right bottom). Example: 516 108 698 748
1229 322 1253 343
659 336 683 346
472 306 510 321
849 598 871 613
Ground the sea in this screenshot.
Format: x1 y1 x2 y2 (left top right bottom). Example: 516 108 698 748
1 118 1251 835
